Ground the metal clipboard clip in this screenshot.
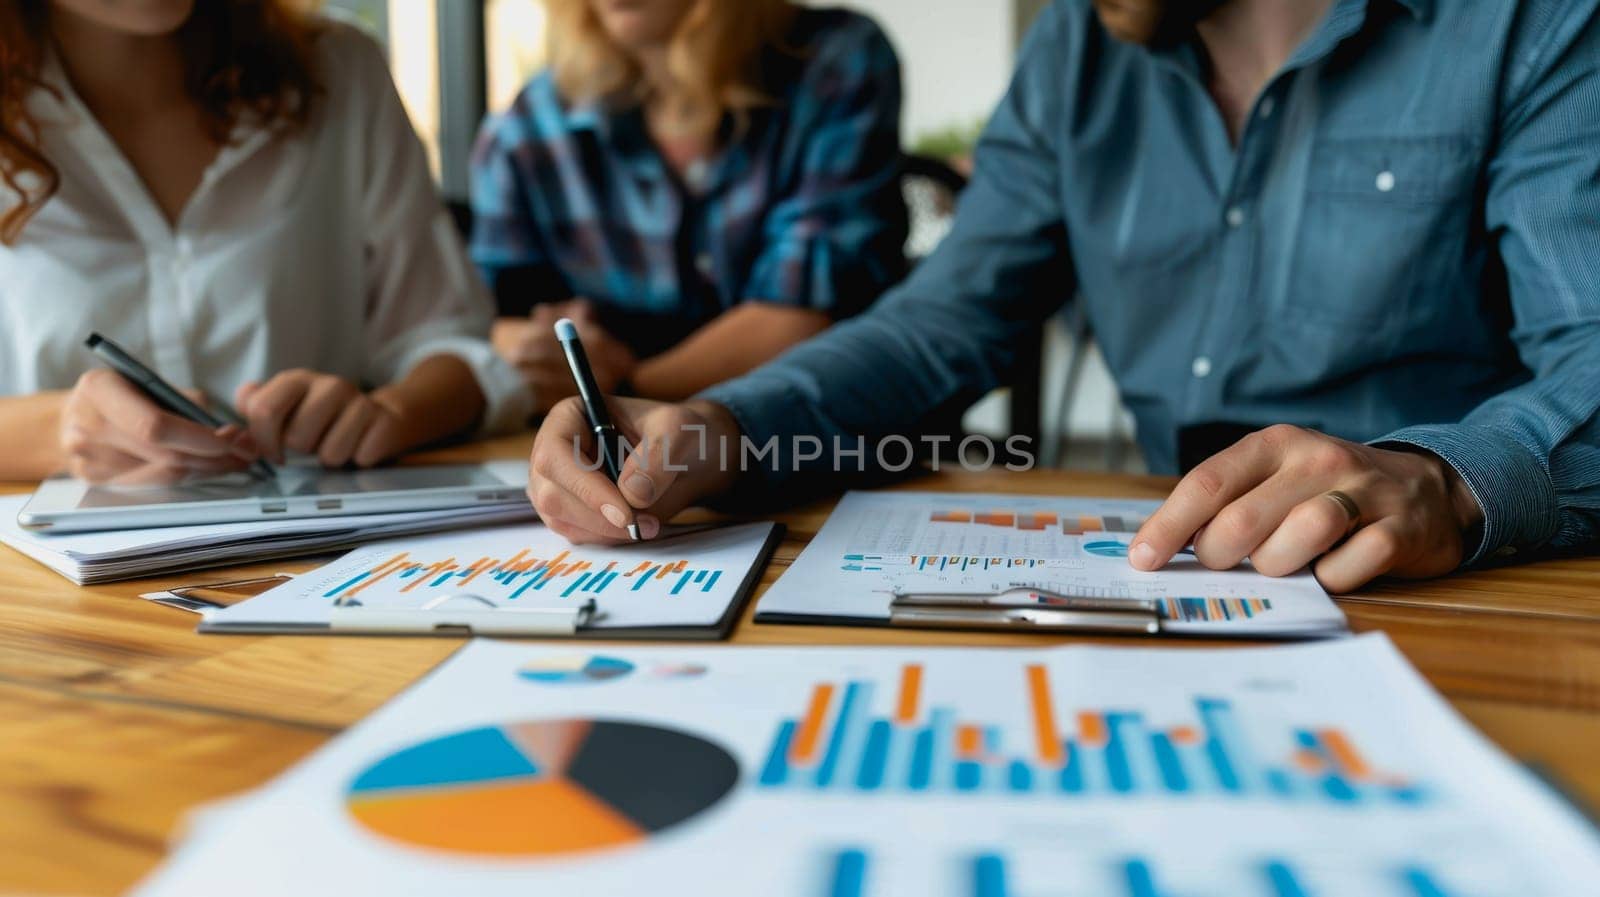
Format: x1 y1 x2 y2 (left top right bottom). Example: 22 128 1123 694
140 573 297 614
329 593 600 636
889 586 1161 635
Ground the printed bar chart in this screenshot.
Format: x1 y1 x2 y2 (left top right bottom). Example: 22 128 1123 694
840 555 1084 574
928 510 1147 534
321 549 726 603
760 664 1427 806
825 850 1471 897
1157 597 1272 622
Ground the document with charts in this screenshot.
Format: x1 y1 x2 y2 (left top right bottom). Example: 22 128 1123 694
755 491 1344 637
133 636 1598 896
200 521 781 639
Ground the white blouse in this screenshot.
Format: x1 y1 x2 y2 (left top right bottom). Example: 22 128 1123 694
0 21 529 433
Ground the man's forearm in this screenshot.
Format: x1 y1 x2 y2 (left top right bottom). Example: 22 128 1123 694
631 304 831 401
0 392 67 481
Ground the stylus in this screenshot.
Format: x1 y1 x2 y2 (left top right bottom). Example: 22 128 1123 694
553 318 640 541
84 333 278 480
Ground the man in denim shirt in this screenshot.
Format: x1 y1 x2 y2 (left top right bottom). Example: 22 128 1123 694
526 0 1600 593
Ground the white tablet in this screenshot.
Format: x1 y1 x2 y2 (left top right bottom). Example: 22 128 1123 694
17 462 529 533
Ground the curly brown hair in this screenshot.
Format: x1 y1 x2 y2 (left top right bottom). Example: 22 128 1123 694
0 0 323 245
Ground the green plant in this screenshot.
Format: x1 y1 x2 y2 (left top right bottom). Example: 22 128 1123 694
910 119 987 160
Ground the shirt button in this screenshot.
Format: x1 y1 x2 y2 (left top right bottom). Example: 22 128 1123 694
1191 356 1213 378
1375 170 1396 193
1258 96 1276 119
1225 206 1246 228
685 160 710 192
695 253 715 277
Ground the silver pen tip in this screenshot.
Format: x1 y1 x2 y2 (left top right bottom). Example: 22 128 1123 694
627 524 642 541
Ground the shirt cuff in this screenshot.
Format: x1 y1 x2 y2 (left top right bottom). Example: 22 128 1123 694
1372 424 1559 565
696 376 807 503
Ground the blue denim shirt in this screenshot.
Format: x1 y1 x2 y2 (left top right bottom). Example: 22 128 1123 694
704 0 1600 564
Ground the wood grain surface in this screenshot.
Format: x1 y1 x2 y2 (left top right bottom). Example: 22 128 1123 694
2 434 1596 895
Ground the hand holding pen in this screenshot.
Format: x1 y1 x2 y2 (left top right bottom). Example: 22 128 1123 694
555 318 641 541
530 319 744 545
61 334 273 483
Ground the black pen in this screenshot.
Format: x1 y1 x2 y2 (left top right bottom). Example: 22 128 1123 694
84 333 277 480
554 318 640 541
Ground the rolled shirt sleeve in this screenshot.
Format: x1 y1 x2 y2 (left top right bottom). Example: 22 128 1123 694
1375 4 1600 563
739 16 909 317
350 33 532 434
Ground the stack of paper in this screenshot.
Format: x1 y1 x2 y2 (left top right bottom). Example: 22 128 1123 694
0 493 537 584
132 636 1598 896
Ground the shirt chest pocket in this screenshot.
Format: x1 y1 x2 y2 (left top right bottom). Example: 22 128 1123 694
1285 136 1482 335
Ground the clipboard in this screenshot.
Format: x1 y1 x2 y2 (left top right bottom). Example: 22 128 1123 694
144 575 599 635
887 587 1161 635
142 522 785 641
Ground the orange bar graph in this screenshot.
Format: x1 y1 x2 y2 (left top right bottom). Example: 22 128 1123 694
1078 712 1108 748
895 664 923 724
401 557 458 593
1293 750 1325 773
1078 516 1103 533
459 557 492 585
974 513 1016 527
1318 729 1373 780
1026 664 1065 766
956 725 984 758
930 511 973 523
346 552 410 598
789 684 836 764
1169 726 1201 746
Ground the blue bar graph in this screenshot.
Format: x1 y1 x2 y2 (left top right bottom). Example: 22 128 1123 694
761 663 1429 808
827 849 868 897
820 851 1476 897
318 549 731 604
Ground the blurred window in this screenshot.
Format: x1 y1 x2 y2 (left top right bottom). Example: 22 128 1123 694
486 0 548 112
323 0 544 197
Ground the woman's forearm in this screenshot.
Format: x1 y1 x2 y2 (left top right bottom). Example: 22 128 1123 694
371 355 487 450
0 392 67 481
632 304 832 401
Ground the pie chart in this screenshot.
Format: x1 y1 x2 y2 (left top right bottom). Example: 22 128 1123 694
346 719 739 856
1083 539 1131 559
518 655 635 683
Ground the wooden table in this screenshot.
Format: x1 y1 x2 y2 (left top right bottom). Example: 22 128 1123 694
3 435 1598 895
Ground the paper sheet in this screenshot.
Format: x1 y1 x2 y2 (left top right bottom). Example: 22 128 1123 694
133 636 1599 896
203 521 778 632
757 491 1344 636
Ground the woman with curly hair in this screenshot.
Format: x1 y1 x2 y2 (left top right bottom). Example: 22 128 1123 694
0 0 527 482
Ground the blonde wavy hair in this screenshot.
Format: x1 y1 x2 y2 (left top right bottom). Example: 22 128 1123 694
544 0 797 139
